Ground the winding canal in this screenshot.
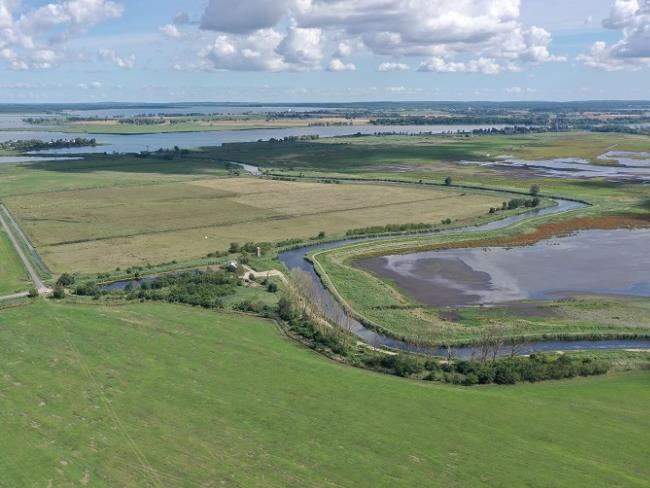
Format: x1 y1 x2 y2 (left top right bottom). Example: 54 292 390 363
276 186 650 357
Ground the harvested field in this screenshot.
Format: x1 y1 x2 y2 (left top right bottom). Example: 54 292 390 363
4 177 505 272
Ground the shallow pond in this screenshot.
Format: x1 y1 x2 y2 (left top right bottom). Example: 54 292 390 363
357 229 650 307
459 155 650 182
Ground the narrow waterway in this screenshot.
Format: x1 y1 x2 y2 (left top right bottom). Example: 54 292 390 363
277 195 650 357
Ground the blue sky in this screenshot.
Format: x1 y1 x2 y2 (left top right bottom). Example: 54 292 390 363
1 0 649 102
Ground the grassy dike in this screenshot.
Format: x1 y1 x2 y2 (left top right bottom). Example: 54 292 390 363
0 300 648 487
0 225 31 295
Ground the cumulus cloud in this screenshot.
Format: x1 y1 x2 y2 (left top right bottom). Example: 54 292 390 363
328 58 356 71
193 0 561 72
578 0 650 70
0 0 123 69
98 47 135 69
602 0 641 28
160 23 182 39
418 56 502 74
276 25 324 68
378 62 410 71
203 29 289 71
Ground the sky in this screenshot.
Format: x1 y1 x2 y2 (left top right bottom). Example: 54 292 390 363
0 0 649 102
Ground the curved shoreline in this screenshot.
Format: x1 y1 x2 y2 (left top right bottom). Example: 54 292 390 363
277 190 650 357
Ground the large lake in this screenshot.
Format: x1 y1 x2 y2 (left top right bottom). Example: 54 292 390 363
358 229 650 307
0 111 503 155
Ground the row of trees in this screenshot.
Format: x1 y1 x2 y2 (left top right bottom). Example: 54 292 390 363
346 222 433 236
1 138 96 152
276 273 610 386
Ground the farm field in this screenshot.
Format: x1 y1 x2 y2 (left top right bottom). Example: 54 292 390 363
0 225 30 295
0 300 648 487
3 173 505 273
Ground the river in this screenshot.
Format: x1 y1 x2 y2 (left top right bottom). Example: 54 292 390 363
277 195 650 357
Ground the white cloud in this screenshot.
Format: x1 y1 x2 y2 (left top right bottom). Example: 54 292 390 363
602 0 640 28
98 47 135 69
505 86 536 94
579 0 650 70
328 58 356 71
335 40 353 57
276 25 324 68
203 29 289 71
193 0 562 72
0 0 123 69
160 23 182 39
77 80 103 89
418 56 502 74
378 62 410 71
386 85 422 94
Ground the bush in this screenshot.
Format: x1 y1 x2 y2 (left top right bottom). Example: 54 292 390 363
75 282 99 297
51 286 66 299
28 288 39 298
56 273 75 287
267 282 279 293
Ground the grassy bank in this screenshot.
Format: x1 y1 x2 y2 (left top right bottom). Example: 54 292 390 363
0 225 30 294
311 210 650 346
0 300 648 487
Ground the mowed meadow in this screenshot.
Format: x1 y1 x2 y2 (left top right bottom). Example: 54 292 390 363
0 226 30 294
0 301 648 487
1 159 504 272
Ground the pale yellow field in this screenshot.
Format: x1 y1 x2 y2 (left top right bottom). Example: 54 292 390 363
6 177 505 273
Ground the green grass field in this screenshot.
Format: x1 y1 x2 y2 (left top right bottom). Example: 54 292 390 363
0 225 30 295
51 117 365 134
213 131 650 169
0 300 648 487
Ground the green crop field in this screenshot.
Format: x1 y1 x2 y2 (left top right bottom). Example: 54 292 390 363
0 226 30 295
2 164 504 273
0 300 648 487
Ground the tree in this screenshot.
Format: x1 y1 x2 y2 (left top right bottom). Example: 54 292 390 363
444 176 453 186
56 273 75 287
529 184 540 196
229 242 240 253
277 295 296 321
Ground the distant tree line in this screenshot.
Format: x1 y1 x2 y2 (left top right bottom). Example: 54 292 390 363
1 138 96 152
370 115 550 126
